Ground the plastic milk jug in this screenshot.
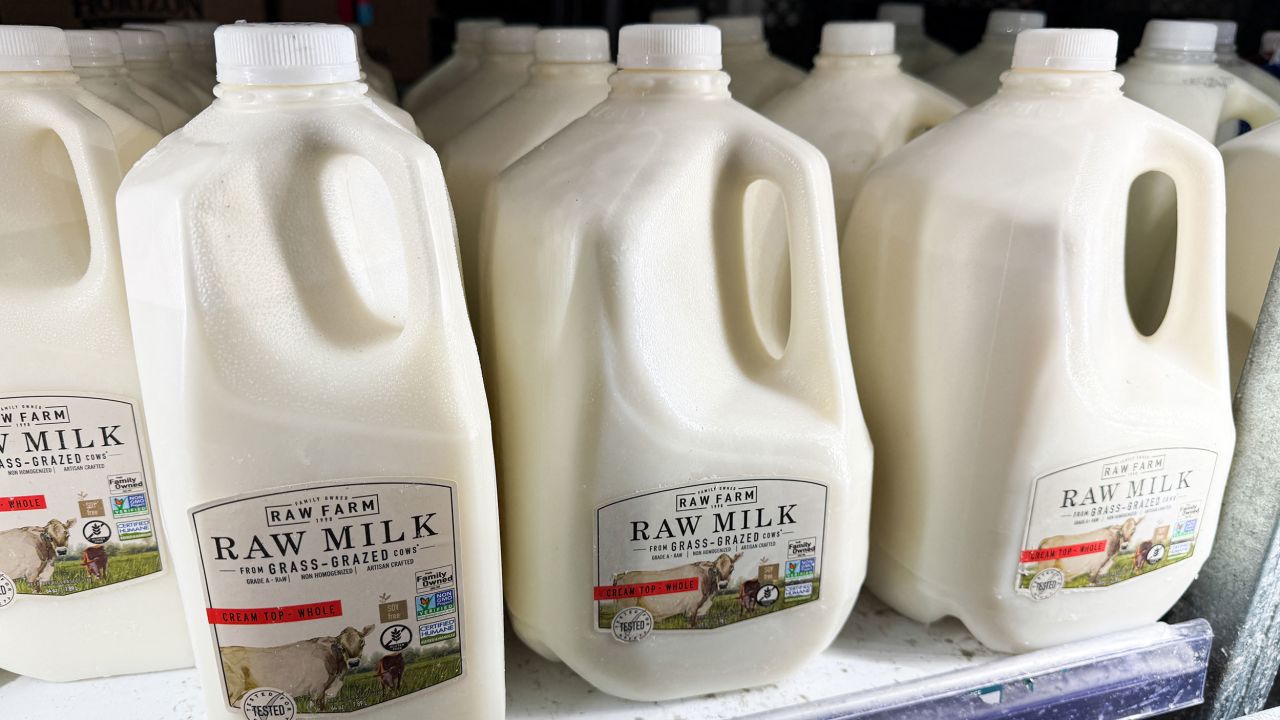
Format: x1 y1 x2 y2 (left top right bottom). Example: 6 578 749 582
118 28 204 119
66 30 164 133
415 25 536 150
442 28 613 321
1203 20 1280 105
1260 31 1280 68
1220 121 1280 384
843 29 1235 653
764 21 964 228
349 24 397 100
0 25 191 681
708 16 804 109
1120 21 1280 338
1120 21 1280 143
924 10 1045 106
117 23 503 718
403 19 501 116
123 23 215 104
483 24 872 700
877 2 954 75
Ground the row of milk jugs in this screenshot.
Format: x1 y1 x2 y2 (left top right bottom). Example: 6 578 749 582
0 14 1275 719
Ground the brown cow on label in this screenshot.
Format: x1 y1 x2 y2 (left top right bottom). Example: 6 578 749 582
376 652 405 690
612 552 742 627
1034 517 1143 583
221 624 374 710
82 545 108 580
739 579 761 613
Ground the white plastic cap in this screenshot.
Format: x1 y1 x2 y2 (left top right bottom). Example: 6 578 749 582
1190 19 1238 46
215 22 360 85
1139 20 1218 53
123 23 192 54
0 26 71 72
169 21 218 49
709 16 764 44
1012 28 1117 71
1262 31 1280 58
650 7 701 24
66 29 126 67
484 25 537 55
535 28 610 63
877 3 924 26
821 22 895 57
457 19 502 46
618 24 721 70
117 29 169 62
986 10 1046 37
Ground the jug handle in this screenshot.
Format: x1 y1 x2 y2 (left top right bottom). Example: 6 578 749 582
1220 78 1280 133
1137 122 1230 385
730 131 852 408
316 129 470 345
25 94 124 290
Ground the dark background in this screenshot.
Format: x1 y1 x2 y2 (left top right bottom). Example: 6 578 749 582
1 0 1277 91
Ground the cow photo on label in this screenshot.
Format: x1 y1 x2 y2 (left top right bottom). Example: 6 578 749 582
221 624 374 711
0 518 75 592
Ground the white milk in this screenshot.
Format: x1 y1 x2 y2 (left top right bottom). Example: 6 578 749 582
924 10 1045 106
349 24 397 100
1120 21 1280 143
844 29 1235 653
168 20 218 87
403 19 501 116
414 25 536 150
117 23 502 719
483 24 872 700
441 28 613 322
1220 121 1280 384
66 30 163 133
118 28 204 120
877 2 954 75
764 21 963 228
0 25 190 681
708 16 804 108
123 23 215 104
1120 21 1280 339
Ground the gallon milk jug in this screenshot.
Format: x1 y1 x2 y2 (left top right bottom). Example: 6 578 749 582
118 28 204 119
1220 120 1280 384
1120 20 1280 143
415 25 536 150
924 10 1045 106
764 21 964 228
844 29 1235 653
1204 19 1280 105
483 24 872 701
441 27 613 321
651 7 700 23
403 19 501 116
117 23 503 719
123 23 214 104
877 2 954 75
66 30 164 133
349 24 396 101
708 16 804 109
1120 20 1280 339
168 19 218 80
0 25 191 681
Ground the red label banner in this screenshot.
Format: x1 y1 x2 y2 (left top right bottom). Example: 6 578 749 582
594 577 699 601
206 600 343 625
1021 540 1109 563
0 495 47 512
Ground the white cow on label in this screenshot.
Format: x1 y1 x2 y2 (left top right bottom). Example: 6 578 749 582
612 552 741 626
0 519 76 592
221 624 374 710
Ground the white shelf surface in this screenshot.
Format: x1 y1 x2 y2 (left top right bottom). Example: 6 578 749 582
0 593 1209 719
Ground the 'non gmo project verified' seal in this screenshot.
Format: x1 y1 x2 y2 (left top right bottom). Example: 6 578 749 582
416 565 458 648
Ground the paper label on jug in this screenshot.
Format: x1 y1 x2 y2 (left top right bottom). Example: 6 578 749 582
594 478 827 640
190 478 464 715
0 394 162 601
1016 448 1218 599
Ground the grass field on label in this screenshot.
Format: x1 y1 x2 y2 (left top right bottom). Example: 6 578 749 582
293 653 462 713
14 549 161 596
